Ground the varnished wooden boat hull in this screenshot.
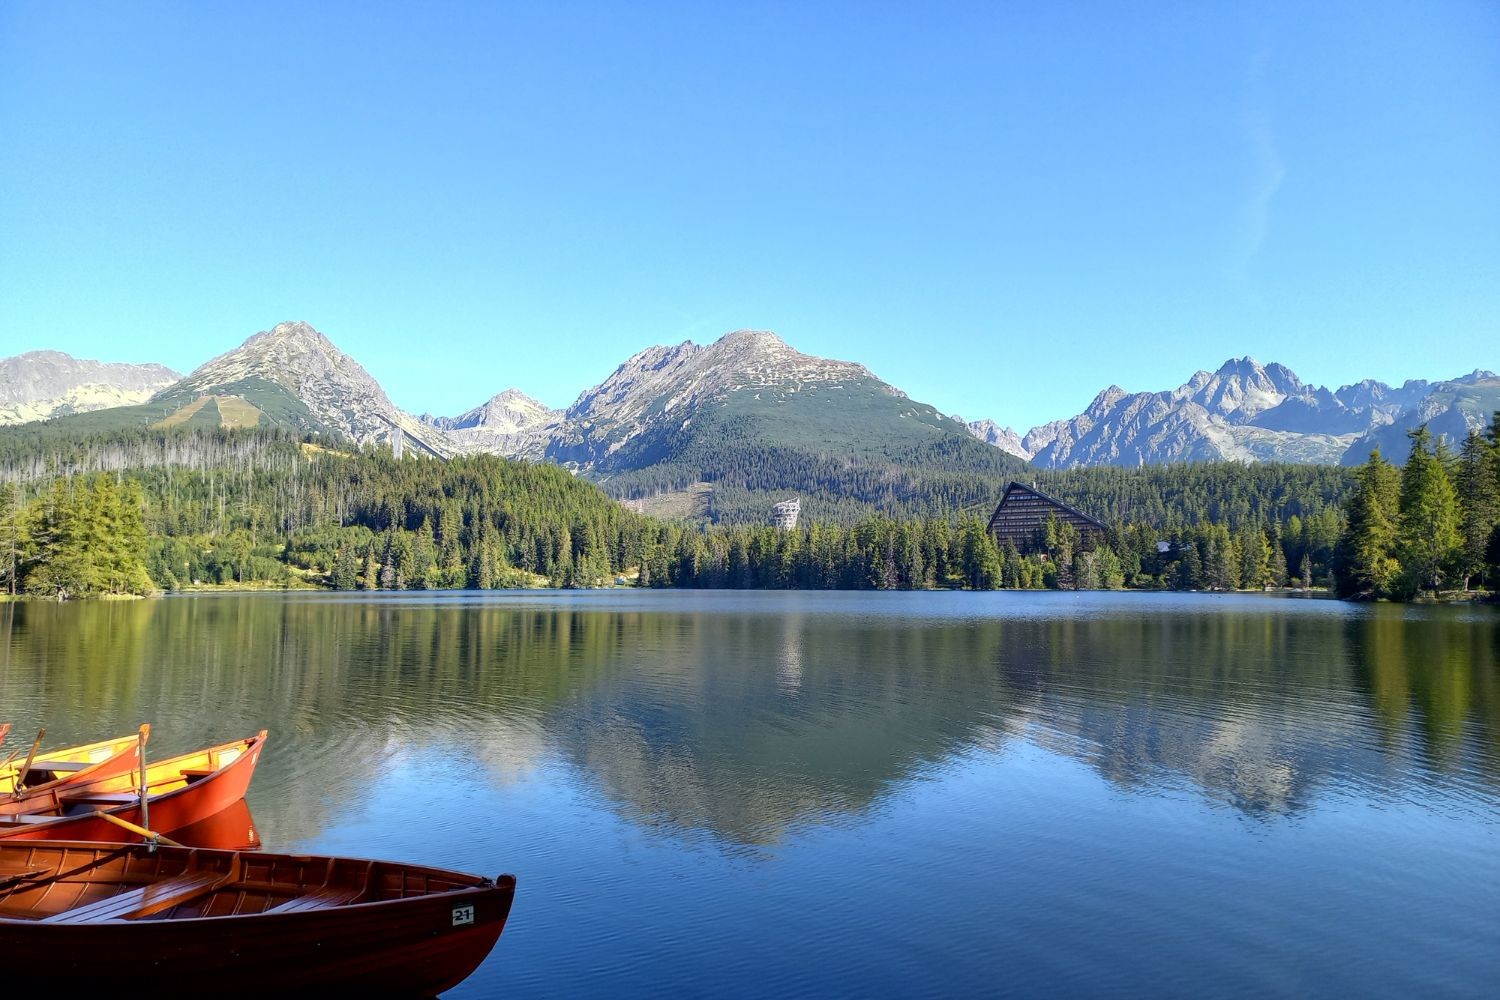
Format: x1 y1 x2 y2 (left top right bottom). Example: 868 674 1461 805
0 841 515 997
0 731 266 841
3 889 512 995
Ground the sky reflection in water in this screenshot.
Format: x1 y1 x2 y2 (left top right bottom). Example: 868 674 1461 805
1 591 1496 998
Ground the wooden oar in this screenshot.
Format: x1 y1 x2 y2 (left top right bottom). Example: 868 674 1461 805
0 722 10 747
11 728 43 799
92 810 183 848
135 725 150 836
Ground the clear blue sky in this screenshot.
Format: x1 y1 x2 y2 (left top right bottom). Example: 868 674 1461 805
1 1 1496 430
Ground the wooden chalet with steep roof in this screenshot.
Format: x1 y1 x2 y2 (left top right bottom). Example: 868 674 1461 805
986 481 1107 552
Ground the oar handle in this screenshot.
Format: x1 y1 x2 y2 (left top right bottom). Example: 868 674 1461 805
92 810 183 848
136 725 150 834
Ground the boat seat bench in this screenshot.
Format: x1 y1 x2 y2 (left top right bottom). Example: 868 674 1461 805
262 885 365 914
28 760 92 773
59 792 139 806
40 871 228 923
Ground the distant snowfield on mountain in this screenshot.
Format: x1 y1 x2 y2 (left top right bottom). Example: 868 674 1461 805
3 325 1494 475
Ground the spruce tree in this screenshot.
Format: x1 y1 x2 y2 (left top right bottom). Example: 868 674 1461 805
0 483 19 596
1397 426 1461 596
1335 449 1401 598
1455 429 1498 590
331 546 359 590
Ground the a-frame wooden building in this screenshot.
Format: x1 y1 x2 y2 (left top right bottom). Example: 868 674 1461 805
986 481 1107 551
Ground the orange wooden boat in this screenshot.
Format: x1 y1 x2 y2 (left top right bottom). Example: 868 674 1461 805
0 725 149 800
0 731 266 841
0 840 515 996
0 722 9 746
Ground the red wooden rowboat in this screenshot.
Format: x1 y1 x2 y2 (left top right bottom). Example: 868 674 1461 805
0 725 150 800
0 731 266 841
0 840 515 996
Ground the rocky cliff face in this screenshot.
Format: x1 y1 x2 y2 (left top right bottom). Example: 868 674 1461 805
961 418 1031 461
155 321 455 456
0 350 179 424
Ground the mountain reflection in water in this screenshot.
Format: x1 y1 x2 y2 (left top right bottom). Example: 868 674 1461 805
1 592 1496 998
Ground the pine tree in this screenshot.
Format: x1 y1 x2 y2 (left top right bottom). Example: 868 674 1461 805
958 517 1001 589
0 483 20 596
331 546 359 590
1336 449 1401 598
1397 426 1461 596
361 546 379 590
1455 428 1498 590
1237 526 1269 590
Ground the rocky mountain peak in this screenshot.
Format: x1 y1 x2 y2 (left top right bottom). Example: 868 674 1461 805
494 387 542 406
714 329 787 351
429 388 555 433
229 321 349 372
161 321 454 457
1213 355 1262 378
1087 385 1129 415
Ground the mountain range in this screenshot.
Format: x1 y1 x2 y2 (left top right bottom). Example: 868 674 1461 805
0 351 180 425
1006 357 1498 467
1 323 1494 495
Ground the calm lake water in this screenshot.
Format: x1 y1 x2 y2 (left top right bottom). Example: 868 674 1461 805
2 591 1497 997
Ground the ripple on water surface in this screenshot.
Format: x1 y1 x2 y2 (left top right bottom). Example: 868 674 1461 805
1 591 1496 998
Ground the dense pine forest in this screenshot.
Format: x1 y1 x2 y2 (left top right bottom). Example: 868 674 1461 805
1334 422 1500 599
1 419 1495 600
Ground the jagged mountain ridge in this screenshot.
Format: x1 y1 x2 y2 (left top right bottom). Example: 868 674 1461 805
7 324 1494 488
0 350 180 425
428 329 1028 517
1344 371 1500 462
437 328 1013 471
968 357 1493 468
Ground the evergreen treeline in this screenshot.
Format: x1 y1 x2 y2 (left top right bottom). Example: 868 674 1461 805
0 476 153 598
635 512 1303 592
2 418 1493 600
1334 417 1500 599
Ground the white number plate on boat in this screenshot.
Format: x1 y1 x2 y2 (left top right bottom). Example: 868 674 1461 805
452 904 475 926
